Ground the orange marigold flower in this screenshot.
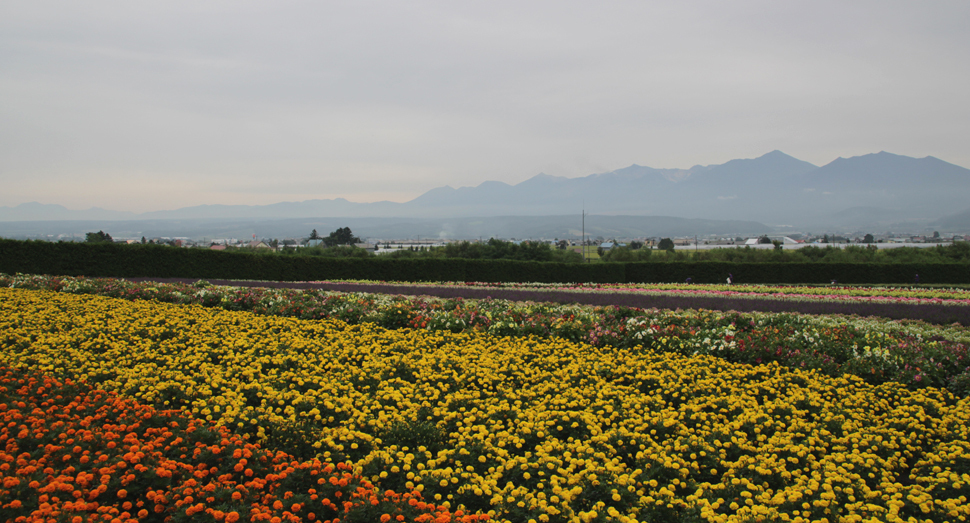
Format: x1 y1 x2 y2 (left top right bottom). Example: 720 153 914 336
380 515 392 523
117 489 128 499
226 512 240 523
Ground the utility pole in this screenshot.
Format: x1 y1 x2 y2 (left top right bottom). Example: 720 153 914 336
582 204 588 263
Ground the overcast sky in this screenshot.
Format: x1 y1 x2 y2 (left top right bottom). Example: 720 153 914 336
2 1 968 212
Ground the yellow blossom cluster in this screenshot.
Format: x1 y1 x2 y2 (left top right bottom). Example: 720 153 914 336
1 288 968 523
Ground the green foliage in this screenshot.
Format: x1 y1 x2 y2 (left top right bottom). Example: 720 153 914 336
303 245 373 258
550 247 584 263
657 238 675 251
681 243 970 264
323 227 360 247
85 230 113 243
384 239 561 262
1 238 969 284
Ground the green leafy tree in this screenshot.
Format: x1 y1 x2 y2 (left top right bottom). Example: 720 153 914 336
550 248 583 263
863 233 875 243
657 238 675 251
309 229 320 240
85 230 113 243
323 227 361 247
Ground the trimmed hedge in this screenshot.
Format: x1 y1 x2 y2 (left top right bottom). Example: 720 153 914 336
1 239 967 284
624 261 970 285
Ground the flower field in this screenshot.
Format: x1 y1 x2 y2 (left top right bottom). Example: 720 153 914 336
318 280 970 305
0 368 483 523
289 280 970 325
3 274 969 395
2 288 970 522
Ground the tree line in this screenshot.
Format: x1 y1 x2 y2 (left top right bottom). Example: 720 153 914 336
83 225 970 265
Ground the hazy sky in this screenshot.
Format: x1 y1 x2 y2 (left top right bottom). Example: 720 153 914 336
2 1 968 212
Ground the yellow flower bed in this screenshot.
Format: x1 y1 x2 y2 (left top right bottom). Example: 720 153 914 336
2 288 969 523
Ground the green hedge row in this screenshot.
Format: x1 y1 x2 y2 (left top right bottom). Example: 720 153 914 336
1 239 967 284
625 261 968 285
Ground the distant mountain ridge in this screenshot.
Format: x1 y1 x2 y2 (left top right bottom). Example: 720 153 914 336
3 151 969 230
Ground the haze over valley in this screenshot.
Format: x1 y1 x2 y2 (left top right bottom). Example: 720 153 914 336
3 150 969 240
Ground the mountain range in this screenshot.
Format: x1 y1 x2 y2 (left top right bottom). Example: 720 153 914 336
3 151 969 235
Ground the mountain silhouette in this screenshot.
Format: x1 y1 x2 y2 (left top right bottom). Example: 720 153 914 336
3 151 968 230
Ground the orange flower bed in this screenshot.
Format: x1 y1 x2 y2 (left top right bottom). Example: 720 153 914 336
0 368 488 523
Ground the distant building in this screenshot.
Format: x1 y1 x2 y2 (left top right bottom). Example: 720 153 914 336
599 241 627 250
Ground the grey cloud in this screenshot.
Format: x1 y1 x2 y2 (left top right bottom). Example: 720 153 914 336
1 1 968 212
